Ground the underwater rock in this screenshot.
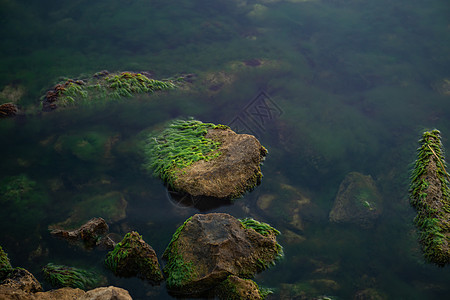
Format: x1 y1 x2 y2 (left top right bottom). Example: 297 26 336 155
42 71 175 111
354 288 386 300
162 213 282 296
0 102 18 118
214 275 265 300
50 217 109 249
50 191 127 230
329 172 382 228
145 119 267 201
50 218 109 248
409 129 450 266
105 231 163 284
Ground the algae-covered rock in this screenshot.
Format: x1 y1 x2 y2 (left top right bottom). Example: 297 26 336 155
144 119 267 201
42 71 175 111
0 246 13 281
42 263 104 290
0 174 49 234
214 275 266 300
1 267 43 294
51 191 127 229
162 213 282 296
409 129 450 266
329 172 382 228
105 231 163 284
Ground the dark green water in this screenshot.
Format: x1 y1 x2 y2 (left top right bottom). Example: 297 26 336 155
1 0 450 299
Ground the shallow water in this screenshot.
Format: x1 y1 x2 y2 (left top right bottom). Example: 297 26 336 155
1 0 450 299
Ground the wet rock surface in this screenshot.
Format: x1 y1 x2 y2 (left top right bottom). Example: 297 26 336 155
214 275 263 300
173 128 267 200
105 231 163 284
162 213 282 296
329 172 382 228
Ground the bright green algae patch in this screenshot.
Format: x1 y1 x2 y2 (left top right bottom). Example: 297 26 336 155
409 129 450 266
42 263 100 290
42 71 175 110
0 245 13 280
144 119 227 188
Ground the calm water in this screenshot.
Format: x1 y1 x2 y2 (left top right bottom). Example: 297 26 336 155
1 0 450 299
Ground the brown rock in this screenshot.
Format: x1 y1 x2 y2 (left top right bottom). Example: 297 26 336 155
173 128 267 199
215 275 263 300
81 286 132 300
163 213 282 296
0 103 18 118
1 268 42 294
34 287 86 300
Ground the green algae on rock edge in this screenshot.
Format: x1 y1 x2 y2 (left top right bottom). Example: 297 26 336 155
409 129 450 267
42 263 102 290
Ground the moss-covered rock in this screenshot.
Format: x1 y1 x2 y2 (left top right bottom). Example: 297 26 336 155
0 245 13 281
42 71 175 111
214 275 268 300
162 213 282 296
329 172 383 228
105 231 163 284
409 129 450 266
144 119 267 201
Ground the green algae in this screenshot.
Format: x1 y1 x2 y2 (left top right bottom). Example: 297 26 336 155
42 263 100 290
143 119 227 188
409 129 450 266
0 245 13 280
104 232 134 274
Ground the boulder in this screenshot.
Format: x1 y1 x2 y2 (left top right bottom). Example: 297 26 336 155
145 119 267 203
105 231 163 284
162 213 282 296
329 172 382 228
0 103 18 118
0 268 42 294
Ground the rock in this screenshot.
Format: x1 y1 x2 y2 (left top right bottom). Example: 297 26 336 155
50 191 127 230
50 217 109 249
162 213 282 296
329 172 382 228
354 288 386 300
34 287 87 300
80 286 133 300
1 268 42 293
42 263 105 290
0 103 18 118
105 231 163 284
145 119 267 203
214 275 264 300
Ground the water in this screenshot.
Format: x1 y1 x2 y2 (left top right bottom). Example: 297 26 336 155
1 0 450 299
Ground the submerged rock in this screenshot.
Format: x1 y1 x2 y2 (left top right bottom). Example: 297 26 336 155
105 231 163 284
50 217 109 249
162 213 282 296
0 102 19 118
329 172 382 228
214 275 266 300
145 119 267 202
42 263 104 290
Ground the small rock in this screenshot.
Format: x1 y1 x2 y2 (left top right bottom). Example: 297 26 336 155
215 275 263 300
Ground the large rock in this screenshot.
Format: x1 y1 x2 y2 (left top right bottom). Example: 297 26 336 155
0 268 42 294
105 231 163 284
329 172 382 228
162 213 282 296
0 286 132 300
145 119 267 203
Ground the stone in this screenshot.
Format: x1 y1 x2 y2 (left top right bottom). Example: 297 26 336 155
105 231 163 284
329 172 382 228
162 213 282 296
80 286 132 300
173 127 267 199
0 103 18 118
214 275 263 300
0 268 42 294
50 217 109 249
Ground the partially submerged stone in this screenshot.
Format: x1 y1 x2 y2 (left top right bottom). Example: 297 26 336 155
105 231 163 284
214 275 267 300
409 129 450 266
42 71 175 111
50 217 109 249
162 213 282 296
144 119 267 201
329 172 382 228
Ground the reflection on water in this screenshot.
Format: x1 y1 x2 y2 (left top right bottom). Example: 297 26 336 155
1 0 450 299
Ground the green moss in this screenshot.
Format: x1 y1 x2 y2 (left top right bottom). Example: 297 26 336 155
144 119 223 188
104 232 134 273
162 217 197 289
409 129 450 266
42 263 99 290
0 245 13 280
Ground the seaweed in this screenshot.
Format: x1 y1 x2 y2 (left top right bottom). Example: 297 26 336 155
409 129 450 266
42 263 99 290
0 245 13 280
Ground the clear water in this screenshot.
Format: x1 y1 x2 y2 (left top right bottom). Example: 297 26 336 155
1 0 450 299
